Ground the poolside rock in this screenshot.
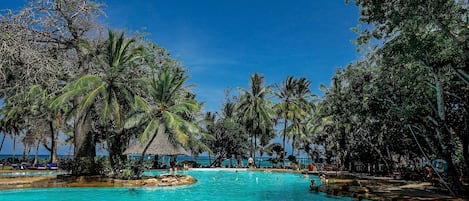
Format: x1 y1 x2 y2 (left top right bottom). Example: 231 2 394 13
113 174 196 187
143 174 196 186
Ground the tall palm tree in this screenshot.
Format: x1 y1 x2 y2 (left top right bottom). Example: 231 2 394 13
26 85 62 164
187 106 213 162
52 30 144 173
125 69 200 176
274 76 299 168
237 73 275 161
290 77 314 161
274 76 314 168
0 99 24 160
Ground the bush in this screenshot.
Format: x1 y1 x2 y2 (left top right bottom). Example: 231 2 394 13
287 155 297 165
59 157 106 175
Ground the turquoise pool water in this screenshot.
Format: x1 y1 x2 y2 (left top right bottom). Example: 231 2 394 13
0 169 352 201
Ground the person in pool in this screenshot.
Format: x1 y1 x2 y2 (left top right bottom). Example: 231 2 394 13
310 178 318 191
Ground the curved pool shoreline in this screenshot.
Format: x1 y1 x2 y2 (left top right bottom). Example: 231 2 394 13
0 169 353 201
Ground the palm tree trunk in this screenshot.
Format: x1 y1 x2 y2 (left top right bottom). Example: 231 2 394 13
291 135 296 160
12 134 16 161
49 120 58 164
282 119 287 169
258 151 263 168
297 146 301 169
34 140 40 164
253 133 257 167
22 143 27 162
432 68 462 194
237 155 243 167
0 134 5 153
250 129 254 158
138 122 166 177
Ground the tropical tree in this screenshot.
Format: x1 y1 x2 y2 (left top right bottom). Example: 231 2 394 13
0 95 28 161
52 30 144 173
264 143 283 168
348 0 468 194
209 118 248 167
0 0 106 164
23 85 64 164
125 69 200 176
257 126 276 168
237 73 275 163
274 76 313 168
289 77 315 161
199 111 217 165
186 111 213 162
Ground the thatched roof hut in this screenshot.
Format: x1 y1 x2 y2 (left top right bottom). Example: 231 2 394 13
123 133 189 156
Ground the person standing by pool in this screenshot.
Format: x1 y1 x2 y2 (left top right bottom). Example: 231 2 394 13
248 157 254 168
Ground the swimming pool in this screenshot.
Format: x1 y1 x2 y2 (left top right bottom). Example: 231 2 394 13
0 169 353 201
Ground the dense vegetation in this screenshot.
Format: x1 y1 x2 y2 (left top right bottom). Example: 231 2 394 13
0 0 467 196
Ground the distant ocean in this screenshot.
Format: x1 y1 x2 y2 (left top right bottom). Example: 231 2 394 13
0 154 310 168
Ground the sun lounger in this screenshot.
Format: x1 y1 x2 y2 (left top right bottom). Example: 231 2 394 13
48 163 58 170
34 164 47 170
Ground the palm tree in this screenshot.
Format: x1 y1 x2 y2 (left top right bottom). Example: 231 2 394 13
52 30 144 173
275 76 314 168
25 85 62 164
0 100 24 161
125 69 200 176
290 77 315 163
186 107 214 162
237 73 275 162
200 111 217 165
274 76 301 168
257 126 276 167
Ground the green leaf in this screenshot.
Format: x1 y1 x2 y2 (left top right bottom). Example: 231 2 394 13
138 119 159 143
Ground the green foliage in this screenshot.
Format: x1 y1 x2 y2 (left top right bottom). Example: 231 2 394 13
59 157 106 175
209 119 248 166
326 0 469 195
123 68 201 177
287 155 297 165
274 76 315 167
237 73 276 158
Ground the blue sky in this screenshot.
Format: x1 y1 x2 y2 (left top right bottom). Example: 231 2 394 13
0 0 361 155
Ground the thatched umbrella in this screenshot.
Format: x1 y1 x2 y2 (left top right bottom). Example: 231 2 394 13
123 132 189 156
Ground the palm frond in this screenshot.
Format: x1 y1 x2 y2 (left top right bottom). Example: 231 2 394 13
138 118 159 143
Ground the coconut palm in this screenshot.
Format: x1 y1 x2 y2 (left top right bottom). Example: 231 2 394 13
274 76 303 168
0 98 26 160
125 69 200 176
52 30 144 173
289 77 315 161
186 110 214 162
237 73 275 161
24 85 63 164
